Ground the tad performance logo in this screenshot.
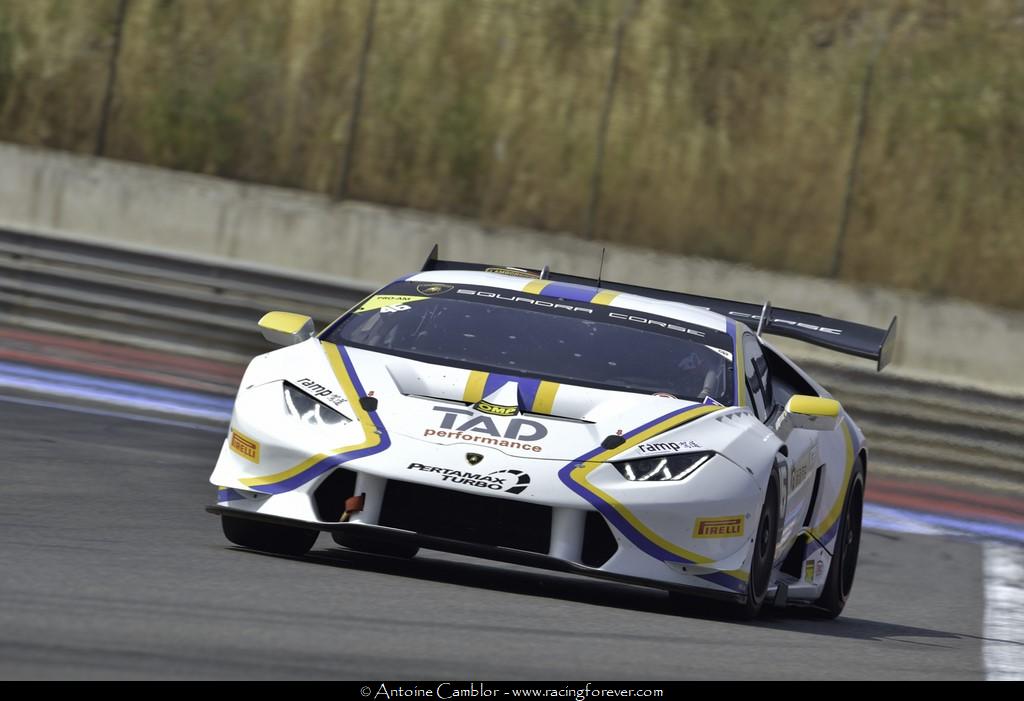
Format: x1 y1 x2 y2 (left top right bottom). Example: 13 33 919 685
407 464 531 494
693 515 745 538
424 406 547 453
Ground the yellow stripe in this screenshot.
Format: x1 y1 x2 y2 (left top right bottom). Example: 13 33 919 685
590 290 620 305
463 370 489 403
531 381 560 414
241 342 381 488
571 405 726 567
808 419 854 540
725 568 750 582
522 280 550 295
734 330 746 408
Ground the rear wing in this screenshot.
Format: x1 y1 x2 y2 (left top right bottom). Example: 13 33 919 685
421 246 898 371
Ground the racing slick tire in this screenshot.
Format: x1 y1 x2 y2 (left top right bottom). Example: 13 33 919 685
738 470 780 619
668 470 779 619
221 515 318 556
332 532 420 559
812 457 865 619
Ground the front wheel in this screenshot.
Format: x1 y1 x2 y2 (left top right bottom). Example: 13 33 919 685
812 458 865 619
221 515 318 556
737 471 780 618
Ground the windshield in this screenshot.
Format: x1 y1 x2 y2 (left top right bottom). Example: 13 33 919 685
323 281 735 403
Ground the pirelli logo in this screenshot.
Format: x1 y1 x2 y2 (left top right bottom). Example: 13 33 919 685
693 515 744 538
230 430 260 463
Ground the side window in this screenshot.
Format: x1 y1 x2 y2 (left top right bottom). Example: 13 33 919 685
742 334 772 421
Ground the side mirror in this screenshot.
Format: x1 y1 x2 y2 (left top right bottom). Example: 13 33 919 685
258 311 315 347
774 395 841 438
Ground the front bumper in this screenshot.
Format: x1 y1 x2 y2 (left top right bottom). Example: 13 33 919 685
206 504 745 604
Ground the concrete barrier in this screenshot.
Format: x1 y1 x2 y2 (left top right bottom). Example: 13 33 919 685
0 141 1020 392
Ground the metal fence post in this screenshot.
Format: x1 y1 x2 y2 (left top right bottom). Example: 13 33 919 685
95 0 129 157
335 0 378 200
831 27 890 277
584 0 638 240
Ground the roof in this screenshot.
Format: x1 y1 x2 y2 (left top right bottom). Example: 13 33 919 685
405 269 733 334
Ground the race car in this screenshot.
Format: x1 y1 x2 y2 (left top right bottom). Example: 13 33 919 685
207 247 897 618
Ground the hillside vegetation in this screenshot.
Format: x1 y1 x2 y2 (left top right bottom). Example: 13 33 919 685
1 0 1022 306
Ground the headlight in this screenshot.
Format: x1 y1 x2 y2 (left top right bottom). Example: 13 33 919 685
282 383 351 426
611 452 713 482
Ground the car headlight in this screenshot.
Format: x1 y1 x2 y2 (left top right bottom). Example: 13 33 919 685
611 452 713 482
282 383 351 426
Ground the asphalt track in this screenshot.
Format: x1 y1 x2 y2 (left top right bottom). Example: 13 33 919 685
0 397 1013 680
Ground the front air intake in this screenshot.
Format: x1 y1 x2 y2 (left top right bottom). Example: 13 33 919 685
378 479 552 554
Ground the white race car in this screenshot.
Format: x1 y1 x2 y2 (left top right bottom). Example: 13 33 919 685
208 249 897 618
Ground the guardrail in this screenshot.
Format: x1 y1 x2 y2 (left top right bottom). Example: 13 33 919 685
1 227 1020 493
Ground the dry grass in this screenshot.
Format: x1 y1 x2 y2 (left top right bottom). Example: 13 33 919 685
1 0 1022 306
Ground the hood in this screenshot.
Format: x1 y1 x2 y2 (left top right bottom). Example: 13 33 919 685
343 345 719 462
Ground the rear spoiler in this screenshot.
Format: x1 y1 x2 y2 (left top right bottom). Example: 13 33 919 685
421 246 898 371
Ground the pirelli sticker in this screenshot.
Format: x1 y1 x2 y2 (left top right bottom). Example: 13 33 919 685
693 515 745 538
230 430 260 463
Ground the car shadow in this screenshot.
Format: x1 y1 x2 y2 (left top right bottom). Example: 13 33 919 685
229 542 1018 649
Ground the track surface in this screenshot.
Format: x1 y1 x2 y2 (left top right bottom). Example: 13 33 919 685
0 399 1000 680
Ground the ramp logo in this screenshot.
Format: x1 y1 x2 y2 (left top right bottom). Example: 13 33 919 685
407 464 531 494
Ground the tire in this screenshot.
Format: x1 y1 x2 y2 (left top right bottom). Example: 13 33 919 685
812 458 865 619
737 471 781 618
221 515 318 556
332 532 419 559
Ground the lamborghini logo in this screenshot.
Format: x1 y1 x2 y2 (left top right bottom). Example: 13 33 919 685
416 283 452 296
465 453 483 466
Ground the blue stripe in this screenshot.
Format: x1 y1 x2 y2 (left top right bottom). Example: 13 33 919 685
538 282 598 303
479 373 542 411
0 369 231 422
0 360 232 411
556 404 747 593
867 505 1024 544
482 373 512 399
0 393 225 432
250 345 391 495
514 377 541 410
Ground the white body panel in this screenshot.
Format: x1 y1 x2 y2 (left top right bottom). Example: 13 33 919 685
210 270 867 602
